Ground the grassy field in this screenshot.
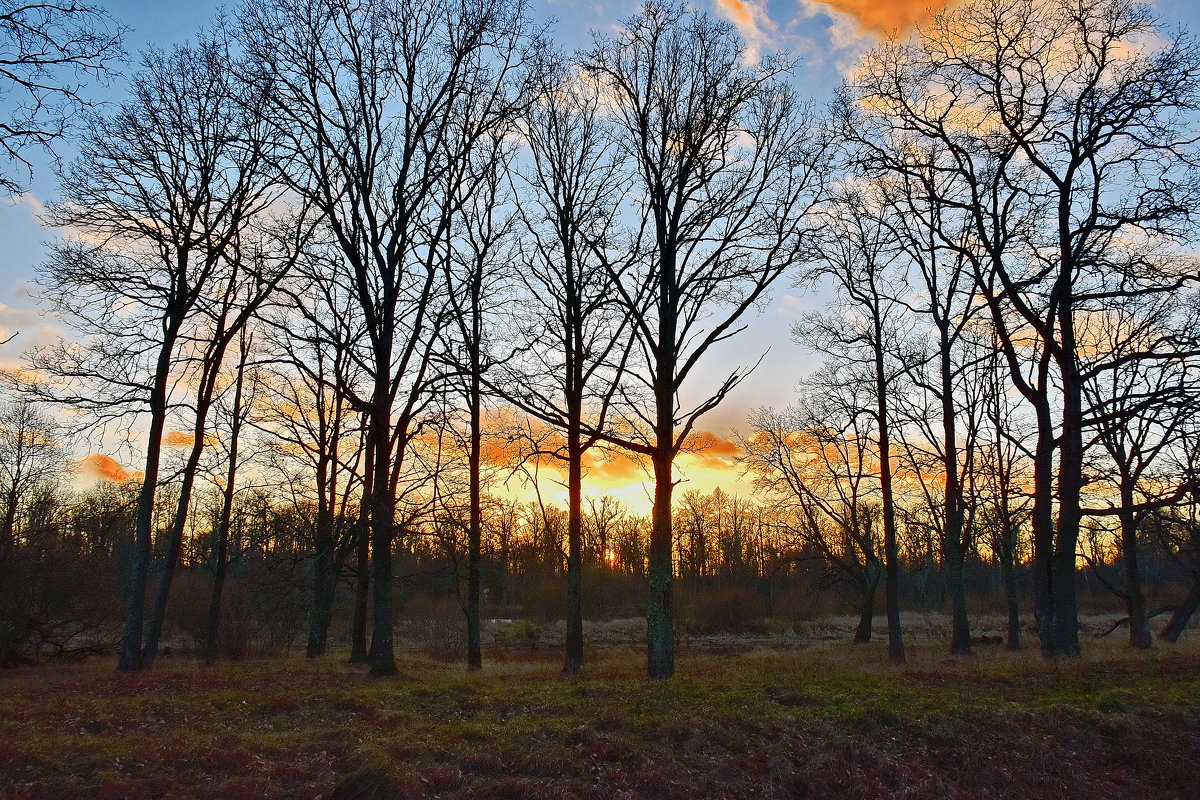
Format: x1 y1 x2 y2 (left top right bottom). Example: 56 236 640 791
3 621 1200 799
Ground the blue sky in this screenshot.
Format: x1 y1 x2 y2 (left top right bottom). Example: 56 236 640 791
2 0 1198 448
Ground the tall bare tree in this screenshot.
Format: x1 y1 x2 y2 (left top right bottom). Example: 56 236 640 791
29 36 280 672
581 0 827 678
498 66 630 674
846 0 1200 656
239 0 538 675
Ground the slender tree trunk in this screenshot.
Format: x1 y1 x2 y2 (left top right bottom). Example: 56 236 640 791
0 492 17 562
119 339 176 672
204 526 230 665
940 336 972 655
998 527 1021 651
204 338 248 666
349 523 370 664
563 415 584 674
1160 577 1200 643
142 444 205 668
875 342 904 663
466 367 483 672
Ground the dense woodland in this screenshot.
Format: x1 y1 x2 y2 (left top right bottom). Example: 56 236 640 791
1 0 1199 680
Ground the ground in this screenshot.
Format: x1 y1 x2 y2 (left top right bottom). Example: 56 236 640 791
2 615 1199 799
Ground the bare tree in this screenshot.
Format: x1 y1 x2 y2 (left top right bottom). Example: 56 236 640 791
1080 293 1200 648
800 188 915 662
239 0 538 676
258 247 369 660
0 1 124 192
743 378 885 644
28 36 280 672
435 128 520 672
497 66 631 674
846 0 1200 657
581 0 827 678
0 397 59 561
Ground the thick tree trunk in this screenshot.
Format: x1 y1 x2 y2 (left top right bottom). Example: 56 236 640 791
563 418 584 675
1052 356 1084 657
854 564 881 644
306 540 336 658
1119 501 1151 650
945 547 972 655
647 448 675 679
1030 403 1057 658
367 378 397 677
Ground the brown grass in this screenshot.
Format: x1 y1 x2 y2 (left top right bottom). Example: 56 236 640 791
2 623 1199 799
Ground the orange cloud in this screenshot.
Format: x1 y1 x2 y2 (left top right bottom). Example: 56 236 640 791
79 453 139 483
812 0 956 36
163 431 195 447
683 431 744 471
719 0 755 28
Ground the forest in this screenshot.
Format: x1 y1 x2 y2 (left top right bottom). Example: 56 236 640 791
0 0 1199 692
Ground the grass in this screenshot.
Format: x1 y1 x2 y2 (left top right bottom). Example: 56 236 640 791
2 628 1200 799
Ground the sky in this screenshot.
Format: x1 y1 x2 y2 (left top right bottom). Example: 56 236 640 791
2 0 1199 512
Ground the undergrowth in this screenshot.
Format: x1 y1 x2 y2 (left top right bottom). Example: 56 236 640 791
2 639 1199 799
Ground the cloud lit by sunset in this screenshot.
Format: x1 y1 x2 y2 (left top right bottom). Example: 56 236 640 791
78 453 139 483
808 0 956 36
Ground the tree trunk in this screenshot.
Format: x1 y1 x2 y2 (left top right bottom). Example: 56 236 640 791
875 342 904 663
204 338 248 666
945 545 972 655
142 454 203 668
854 563 881 644
349 523 370 664
118 340 175 672
367 378 397 677
1160 577 1200 643
204 524 230 666
563 417 584 675
306 540 336 658
646 448 674 678
466 368 483 672
1119 500 1151 649
999 530 1021 651
1030 402 1058 658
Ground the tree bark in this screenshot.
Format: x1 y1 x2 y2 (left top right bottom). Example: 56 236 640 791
1160 578 1200 643
466 367 483 672
647 449 675 678
563 416 584 674
854 562 881 644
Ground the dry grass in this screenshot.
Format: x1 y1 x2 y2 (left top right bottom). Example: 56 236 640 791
2 620 1199 799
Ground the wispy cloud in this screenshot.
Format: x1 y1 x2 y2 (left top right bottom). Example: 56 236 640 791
714 0 778 63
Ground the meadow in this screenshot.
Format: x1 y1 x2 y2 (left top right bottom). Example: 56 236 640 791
2 616 1199 800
